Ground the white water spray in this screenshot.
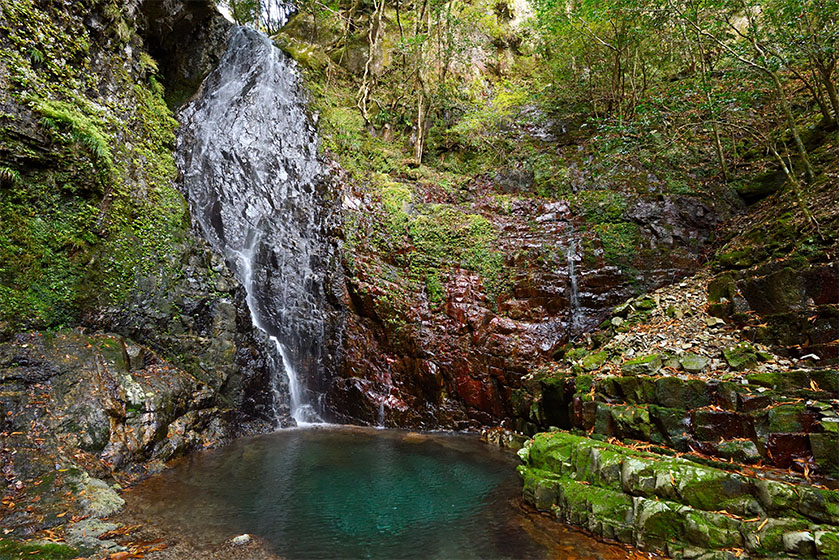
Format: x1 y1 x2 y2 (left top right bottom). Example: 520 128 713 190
177 26 333 426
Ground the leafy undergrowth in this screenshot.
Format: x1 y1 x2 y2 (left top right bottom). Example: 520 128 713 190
0 0 186 331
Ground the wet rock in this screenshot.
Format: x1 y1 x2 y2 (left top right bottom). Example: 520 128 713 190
765 433 811 468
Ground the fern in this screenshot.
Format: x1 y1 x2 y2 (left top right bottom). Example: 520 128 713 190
28 47 44 64
34 99 113 170
0 166 20 186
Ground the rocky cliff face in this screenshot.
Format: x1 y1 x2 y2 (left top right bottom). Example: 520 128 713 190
327 166 720 429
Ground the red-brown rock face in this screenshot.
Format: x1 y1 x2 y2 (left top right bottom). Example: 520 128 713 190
326 177 718 429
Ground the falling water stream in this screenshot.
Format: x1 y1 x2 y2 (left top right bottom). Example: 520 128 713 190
566 223 583 335
177 25 333 425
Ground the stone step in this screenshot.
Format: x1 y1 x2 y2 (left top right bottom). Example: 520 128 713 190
518 431 839 559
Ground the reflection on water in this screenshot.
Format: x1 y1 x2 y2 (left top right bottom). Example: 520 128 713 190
128 427 630 560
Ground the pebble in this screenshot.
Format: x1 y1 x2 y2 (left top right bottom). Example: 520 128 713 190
232 534 252 546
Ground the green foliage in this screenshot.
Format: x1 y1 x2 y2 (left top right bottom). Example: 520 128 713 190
0 166 20 185
0 0 185 330
35 98 113 172
447 81 529 153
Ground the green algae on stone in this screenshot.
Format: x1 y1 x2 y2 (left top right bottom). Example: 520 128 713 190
722 342 759 371
621 354 662 376
581 350 609 371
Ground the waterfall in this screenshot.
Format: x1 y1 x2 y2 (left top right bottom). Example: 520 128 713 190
566 224 582 336
176 25 333 426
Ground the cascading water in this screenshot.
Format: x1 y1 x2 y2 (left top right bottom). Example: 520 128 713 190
176 24 336 426
566 224 582 336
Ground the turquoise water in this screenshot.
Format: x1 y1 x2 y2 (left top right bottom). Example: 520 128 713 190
129 427 625 559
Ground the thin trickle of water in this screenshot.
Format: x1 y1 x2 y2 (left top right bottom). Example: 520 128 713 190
177 25 333 426
566 224 582 335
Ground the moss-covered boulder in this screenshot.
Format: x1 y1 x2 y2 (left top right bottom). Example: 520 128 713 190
679 352 710 373
621 354 662 376
519 431 839 558
722 342 759 371
582 350 610 371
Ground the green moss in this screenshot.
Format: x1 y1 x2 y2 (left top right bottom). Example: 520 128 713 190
581 350 609 371
621 353 662 376
0 540 80 560
0 0 185 329
816 530 839 560
575 190 628 224
722 342 758 371
591 222 642 267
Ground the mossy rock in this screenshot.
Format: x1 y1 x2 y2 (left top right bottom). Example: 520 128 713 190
816 530 839 560
765 403 809 433
713 439 761 463
610 405 651 441
634 298 656 311
722 342 758 371
649 405 691 450
654 377 713 410
716 249 755 269
581 350 609 371
679 352 710 374
608 376 657 405
707 274 736 303
621 354 662 376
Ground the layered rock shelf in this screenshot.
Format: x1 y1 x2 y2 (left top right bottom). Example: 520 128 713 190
519 432 838 559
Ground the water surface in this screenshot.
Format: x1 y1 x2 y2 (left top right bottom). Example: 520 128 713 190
128 427 630 559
